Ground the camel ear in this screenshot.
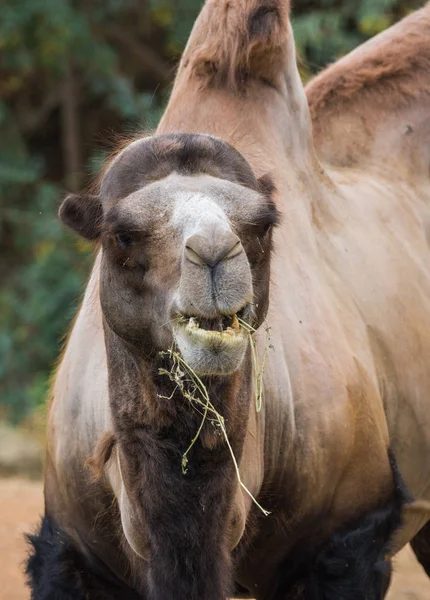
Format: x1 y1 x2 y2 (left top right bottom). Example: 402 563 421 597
59 193 103 240
257 173 276 198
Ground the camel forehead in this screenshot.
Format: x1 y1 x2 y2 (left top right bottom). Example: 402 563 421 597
100 133 260 205
109 173 262 233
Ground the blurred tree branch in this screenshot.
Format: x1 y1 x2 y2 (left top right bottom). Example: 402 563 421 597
61 62 82 191
103 24 172 85
14 90 60 135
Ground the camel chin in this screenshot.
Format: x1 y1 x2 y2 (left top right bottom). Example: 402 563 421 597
174 314 248 376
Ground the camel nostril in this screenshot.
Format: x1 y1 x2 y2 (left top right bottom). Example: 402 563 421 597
185 244 206 266
222 240 243 262
184 230 242 268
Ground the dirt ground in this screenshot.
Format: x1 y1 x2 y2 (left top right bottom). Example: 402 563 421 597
1 478 429 600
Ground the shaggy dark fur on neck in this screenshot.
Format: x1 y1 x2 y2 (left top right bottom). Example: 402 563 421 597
105 329 253 600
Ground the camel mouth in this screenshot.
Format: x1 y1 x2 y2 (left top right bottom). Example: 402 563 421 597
173 306 250 375
177 304 250 340
184 312 241 336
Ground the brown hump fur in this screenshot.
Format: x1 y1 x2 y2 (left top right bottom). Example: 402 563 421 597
181 0 291 90
306 3 430 119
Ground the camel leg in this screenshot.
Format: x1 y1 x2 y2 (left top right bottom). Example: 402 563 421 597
410 520 430 578
270 454 407 600
271 557 393 600
26 514 140 600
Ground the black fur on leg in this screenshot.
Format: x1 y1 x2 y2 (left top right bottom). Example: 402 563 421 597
25 514 141 600
305 450 410 600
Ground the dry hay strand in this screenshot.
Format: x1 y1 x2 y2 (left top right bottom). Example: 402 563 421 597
158 326 273 517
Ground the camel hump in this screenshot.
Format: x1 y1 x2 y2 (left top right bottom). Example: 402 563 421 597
306 4 430 170
182 0 291 90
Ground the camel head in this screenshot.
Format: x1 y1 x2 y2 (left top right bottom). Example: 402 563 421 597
59 133 278 375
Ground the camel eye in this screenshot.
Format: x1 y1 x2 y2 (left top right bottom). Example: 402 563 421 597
256 204 280 237
116 232 134 248
261 222 273 236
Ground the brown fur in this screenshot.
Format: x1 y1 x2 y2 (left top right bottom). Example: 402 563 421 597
99 133 265 205
86 431 117 480
307 4 430 118
306 4 430 168
182 0 290 90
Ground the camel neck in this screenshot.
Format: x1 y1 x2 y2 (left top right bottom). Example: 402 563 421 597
105 329 253 600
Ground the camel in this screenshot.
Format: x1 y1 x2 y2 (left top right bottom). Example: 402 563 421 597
26 1 430 599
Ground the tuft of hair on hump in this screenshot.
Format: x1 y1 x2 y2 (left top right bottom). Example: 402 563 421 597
306 4 430 120
183 0 291 90
85 431 117 481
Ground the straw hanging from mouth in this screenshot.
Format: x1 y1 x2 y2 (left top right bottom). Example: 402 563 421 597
158 348 270 517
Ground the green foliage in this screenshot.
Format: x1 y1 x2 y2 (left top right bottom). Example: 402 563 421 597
292 0 422 80
0 0 423 421
0 0 180 421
